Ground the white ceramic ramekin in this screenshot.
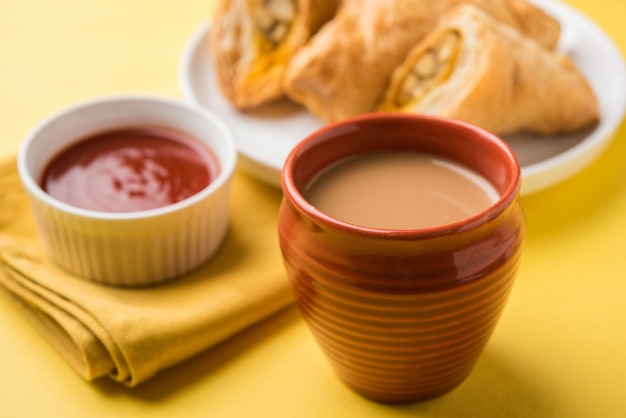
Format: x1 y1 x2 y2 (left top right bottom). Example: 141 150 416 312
17 94 237 286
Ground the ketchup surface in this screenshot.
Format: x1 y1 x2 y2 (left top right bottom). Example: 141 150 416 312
41 127 219 213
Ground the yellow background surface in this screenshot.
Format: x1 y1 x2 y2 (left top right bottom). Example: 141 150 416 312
1 0 625 416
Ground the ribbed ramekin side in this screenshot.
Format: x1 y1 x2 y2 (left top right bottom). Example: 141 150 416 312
27 185 230 286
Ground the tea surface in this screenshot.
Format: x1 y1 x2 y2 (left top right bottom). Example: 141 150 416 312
305 151 499 229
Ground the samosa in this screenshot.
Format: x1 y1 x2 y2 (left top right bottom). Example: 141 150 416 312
210 0 340 109
379 4 599 135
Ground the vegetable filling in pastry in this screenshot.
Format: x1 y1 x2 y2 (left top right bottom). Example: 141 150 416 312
390 30 462 109
252 0 297 47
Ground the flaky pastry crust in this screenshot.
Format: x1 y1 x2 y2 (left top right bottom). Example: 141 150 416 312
282 0 560 123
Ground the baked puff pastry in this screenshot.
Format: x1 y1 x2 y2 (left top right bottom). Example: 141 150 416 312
282 0 561 123
210 0 339 109
379 5 599 135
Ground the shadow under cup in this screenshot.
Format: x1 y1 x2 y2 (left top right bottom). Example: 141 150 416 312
278 113 525 403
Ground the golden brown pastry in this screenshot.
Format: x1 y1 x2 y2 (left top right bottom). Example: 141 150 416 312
282 0 561 123
379 5 599 135
210 0 340 109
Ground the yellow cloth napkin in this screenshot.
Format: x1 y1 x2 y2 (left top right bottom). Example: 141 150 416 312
0 156 293 386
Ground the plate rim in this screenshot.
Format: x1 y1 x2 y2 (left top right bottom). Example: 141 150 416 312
519 0 626 193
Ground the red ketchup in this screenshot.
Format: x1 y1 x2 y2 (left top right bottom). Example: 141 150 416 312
41 127 219 212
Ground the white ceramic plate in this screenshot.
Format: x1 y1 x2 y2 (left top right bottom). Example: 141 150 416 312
178 0 626 195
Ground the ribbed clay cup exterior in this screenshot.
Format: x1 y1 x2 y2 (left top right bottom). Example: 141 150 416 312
279 113 525 403
18 95 237 286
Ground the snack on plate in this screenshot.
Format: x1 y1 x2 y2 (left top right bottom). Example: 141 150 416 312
210 0 340 109
379 5 599 135
281 0 561 123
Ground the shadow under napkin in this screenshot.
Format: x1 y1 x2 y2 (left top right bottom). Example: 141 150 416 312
0 157 294 386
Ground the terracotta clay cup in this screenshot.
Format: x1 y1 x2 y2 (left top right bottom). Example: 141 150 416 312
278 113 525 403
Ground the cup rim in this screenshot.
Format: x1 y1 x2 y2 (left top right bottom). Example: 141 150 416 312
282 112 521 238
17 93 238 221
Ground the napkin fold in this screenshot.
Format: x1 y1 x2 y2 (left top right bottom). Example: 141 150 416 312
0 157 293 386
